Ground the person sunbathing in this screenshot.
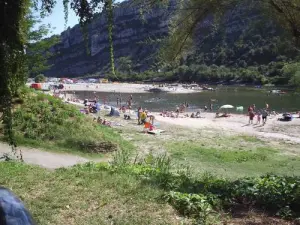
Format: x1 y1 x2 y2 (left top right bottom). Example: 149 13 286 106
102 119 111 127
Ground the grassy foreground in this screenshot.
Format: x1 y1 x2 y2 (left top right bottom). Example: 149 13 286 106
1 88 133 156
1 88 299 224
0 162 185 225
1 157 299 225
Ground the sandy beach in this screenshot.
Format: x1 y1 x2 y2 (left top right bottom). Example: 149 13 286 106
61 83 201 94
65 94 300 145
154 112 300 144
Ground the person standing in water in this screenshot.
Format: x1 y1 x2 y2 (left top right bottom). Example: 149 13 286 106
265 102 269 111
117 97 119 106
128 94 133 108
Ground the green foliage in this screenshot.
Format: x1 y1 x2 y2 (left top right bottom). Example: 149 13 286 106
106 0 116 76
105 151 300 219
34 74 46 83
161 174 300 221
163 191 219 224
72 154 300 221
25 7 59 76
117 57 133 74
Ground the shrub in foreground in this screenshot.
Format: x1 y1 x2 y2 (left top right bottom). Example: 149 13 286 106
74 159 300 221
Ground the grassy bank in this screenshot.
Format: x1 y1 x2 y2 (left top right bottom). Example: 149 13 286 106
1 88 134 156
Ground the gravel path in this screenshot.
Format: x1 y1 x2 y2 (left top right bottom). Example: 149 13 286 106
0 142 97 169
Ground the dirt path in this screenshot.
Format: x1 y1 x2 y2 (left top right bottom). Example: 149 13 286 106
0 142 101 169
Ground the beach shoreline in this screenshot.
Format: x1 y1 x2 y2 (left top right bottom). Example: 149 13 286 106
61 83 202 94
64 95 300 145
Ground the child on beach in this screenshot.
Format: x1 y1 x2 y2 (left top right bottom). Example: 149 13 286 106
256 111 261 124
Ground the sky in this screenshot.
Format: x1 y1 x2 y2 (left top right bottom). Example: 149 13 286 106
38 1 124 36
39 1 79 36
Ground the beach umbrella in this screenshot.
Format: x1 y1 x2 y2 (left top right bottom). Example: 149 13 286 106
219 105 234 109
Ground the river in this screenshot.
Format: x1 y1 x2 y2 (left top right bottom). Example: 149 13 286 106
71 87 300 113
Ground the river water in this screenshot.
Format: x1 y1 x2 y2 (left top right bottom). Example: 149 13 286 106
71 87 300 113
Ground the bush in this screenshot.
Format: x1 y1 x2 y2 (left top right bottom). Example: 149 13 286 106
70 156 300 221
163 191 219 224
34 74 46 83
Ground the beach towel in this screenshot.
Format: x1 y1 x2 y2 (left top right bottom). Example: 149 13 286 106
147 129 165 135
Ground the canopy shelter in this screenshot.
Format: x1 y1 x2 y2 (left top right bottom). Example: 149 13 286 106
219 105 234 109
218 105 234 115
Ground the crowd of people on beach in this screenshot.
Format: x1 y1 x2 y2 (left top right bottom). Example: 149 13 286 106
247 103 270 125
61 88 300 132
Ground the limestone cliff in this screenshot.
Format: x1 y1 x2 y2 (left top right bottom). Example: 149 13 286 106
46 1 174 77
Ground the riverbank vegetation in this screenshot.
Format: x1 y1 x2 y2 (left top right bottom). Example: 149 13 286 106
107 34 300 88
0 88 132 156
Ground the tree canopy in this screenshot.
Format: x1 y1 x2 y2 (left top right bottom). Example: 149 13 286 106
34 74 47 83
158 0 300 62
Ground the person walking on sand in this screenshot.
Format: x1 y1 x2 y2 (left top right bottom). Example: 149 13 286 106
248 105 253 114
262 109 268 125
249 110 255 124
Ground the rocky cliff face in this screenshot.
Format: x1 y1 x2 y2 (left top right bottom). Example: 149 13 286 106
45 1 296 78
46 1 175 77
